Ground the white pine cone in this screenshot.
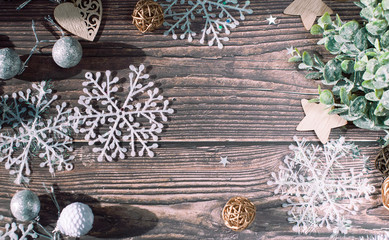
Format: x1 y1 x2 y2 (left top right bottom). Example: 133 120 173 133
55 202 94 237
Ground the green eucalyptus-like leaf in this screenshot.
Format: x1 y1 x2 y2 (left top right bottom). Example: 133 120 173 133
329 107 349 114
341 60 354 74
288 56 302 62
366 58 379 73
310 24 324 35
366 91 381 101
382 30 389 48
305 72 322 80
374 102 389 116
379 52 389 65
366 20 388 35
383 0 389 10
349 96 367 117
340 87 350 105
353 116 383 130
360 5 375 20
360 0 376 7
354 28 368 50
318 12 332 27
302 51 313 66
323 59 342 84
340 20 360 40
380 90 389 109
375 64 389 81
319 90 335 105
363 71 376 80
325 36 342 53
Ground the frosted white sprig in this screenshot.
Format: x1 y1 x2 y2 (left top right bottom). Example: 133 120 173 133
0 222 37 239
70 64 174 161
158 0 253 49
268 136 374 235
0 82 74 185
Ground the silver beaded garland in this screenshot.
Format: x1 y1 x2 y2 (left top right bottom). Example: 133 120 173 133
52 36 82 68
0 48 22 80
10 190 40 222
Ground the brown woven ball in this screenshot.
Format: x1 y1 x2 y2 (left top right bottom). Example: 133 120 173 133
382 177 389 210
375 146 389 178
222 197 256 231
132 0 164 33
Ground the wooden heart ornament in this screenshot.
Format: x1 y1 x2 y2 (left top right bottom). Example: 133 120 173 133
54 0 102 41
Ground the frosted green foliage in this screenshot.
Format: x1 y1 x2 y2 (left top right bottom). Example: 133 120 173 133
0 82 74 185
70 64 174 161
157 0 253 49
0 222 37 240
360 233 389 240
268 137 374 235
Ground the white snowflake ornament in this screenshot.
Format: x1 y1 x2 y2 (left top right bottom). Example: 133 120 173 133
0 222 37 240
55 202 94 237
70 64 174 161
268 136 374 235
158 0 253 49
0 82 74 185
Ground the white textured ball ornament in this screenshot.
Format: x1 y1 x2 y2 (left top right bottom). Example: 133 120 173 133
56 202 94 237
10 190 40 222
52 36 82 68
0 48 22 80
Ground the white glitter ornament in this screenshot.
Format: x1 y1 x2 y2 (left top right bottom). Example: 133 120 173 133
10 190 40 222
55 202 94 237
0 48 22 80
52 36 82 68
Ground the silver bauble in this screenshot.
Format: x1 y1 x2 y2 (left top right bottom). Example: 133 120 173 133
0 48 22 80
52 36 82 68
10 190 40 222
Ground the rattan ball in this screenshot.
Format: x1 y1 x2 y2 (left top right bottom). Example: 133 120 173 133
375 146 389 178
222 197 256 231
382 177 389 210
132 0 164 33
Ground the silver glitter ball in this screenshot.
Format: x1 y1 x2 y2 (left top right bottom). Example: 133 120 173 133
0 48 22 80
10 190 40 222
52 36 82 68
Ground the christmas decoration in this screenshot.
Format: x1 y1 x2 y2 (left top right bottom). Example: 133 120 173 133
55 202 94 237
283 0 333 30
266 15 277 25
70 64 174 161
0 48 22 80
376 146 389 178
132 0 164 33
0 81 74 184
222 197 256 231
296 99 347 144
219 156 230 167
45 15 83 68
286 46 296 56
0 222 37 240
382 177 389 210
268 136 374 235
10 190 40 222
54 0 102 41
360 234 389 240
52 36 82 68
157 0 253 49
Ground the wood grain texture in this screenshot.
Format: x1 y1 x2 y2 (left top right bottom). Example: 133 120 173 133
1 0 388 239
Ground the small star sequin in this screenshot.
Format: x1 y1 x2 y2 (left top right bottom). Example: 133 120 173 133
266 15 277 25
286 46 296 56
219 156 230 167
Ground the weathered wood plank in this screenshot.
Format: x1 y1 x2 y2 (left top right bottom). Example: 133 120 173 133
0 143 386 239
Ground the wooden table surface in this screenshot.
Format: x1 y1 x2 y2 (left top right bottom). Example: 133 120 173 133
1 0 389 239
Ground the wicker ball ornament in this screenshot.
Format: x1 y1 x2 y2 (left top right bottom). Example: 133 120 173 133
382 177 389 210
375 146 389 178
132 0 164 33
222 197 256 231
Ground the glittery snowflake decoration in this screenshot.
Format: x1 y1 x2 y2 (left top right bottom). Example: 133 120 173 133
157 0 253 49
70 64 174 161
360 233 389 240
267 136 374 235
0 82 74 185
0 222 37 240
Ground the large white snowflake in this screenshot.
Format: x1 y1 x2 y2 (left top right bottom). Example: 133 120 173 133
268 137 374 235
70 64 174 162
157 0 253 49
0 82 74 185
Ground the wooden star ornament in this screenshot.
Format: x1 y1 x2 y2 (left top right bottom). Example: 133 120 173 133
284 0 333 30
296 99 347 144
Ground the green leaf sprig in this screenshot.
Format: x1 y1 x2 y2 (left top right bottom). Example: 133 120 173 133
291 0 389 146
